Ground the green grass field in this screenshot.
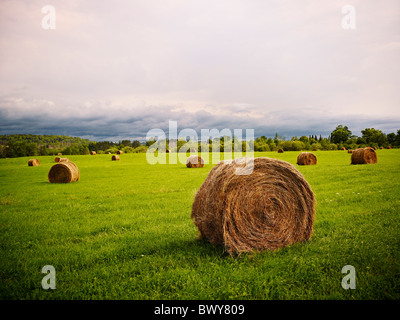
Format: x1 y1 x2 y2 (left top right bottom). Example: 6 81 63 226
0 150 399 300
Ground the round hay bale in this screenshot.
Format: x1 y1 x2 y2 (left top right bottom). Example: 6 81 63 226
28 159 40 166
186 155 204 168
388 146 392 149
296 152 317 165
108 152 111 154
58 153 62 156
341 147 346 151
90 151 96 155
191 157 315 255
278 149 284 153
351 147 377 165
55 157 69 162
54 157 60 162
48 162 80 183
117 150 123 155
347 149 353 154
112 155 120 161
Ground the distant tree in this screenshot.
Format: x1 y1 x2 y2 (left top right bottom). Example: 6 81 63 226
361 128 387 147
330 125 352 144
132 140 141 148
396 129 400 146
120 140 132 147
387 132 396 147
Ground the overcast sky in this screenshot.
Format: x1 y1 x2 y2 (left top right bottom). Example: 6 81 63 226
0 0 399 141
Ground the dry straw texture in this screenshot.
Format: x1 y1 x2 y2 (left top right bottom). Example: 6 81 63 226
28 159 40 166
112 155 120 161
186 155 204 168
297 152 317 165
191 157 315 255
48 162 80 183
351 147 378 165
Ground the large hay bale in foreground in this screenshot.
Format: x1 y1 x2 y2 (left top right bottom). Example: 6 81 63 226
297 152 317 165
48 162 80 183
186 155 204 168
351 147 377 164
191 157 315 255
28 159 40 166
112 155 120 161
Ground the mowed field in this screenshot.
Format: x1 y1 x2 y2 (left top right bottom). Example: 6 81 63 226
0 150 399 300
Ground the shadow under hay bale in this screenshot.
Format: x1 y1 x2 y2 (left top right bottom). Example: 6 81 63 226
297 152 317 165
28 159 40 166
48 162 80 183
191 157 315 255
351 147 377 165
186 155 204 168
112 155 120 161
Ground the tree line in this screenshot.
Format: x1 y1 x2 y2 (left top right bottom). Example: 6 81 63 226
0 125 398 158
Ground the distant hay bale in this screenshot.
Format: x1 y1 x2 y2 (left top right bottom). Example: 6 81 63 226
166 149 170 153
191 157 315 255
54 157 68 162
278 149 284 153
108 152 111 154
28 159 40 166
296 152 317 165
117 150 123 154
90 151 96 155
58 153 62 156
112 155 120 161
55 157 69 162
186 155 204 168
48 162 80 183
341 147 346 151
380 147 384 149
351 147 377 165
388 146 392 149
348 149 353 154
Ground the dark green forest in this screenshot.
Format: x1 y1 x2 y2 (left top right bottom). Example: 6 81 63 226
1 125 399 158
